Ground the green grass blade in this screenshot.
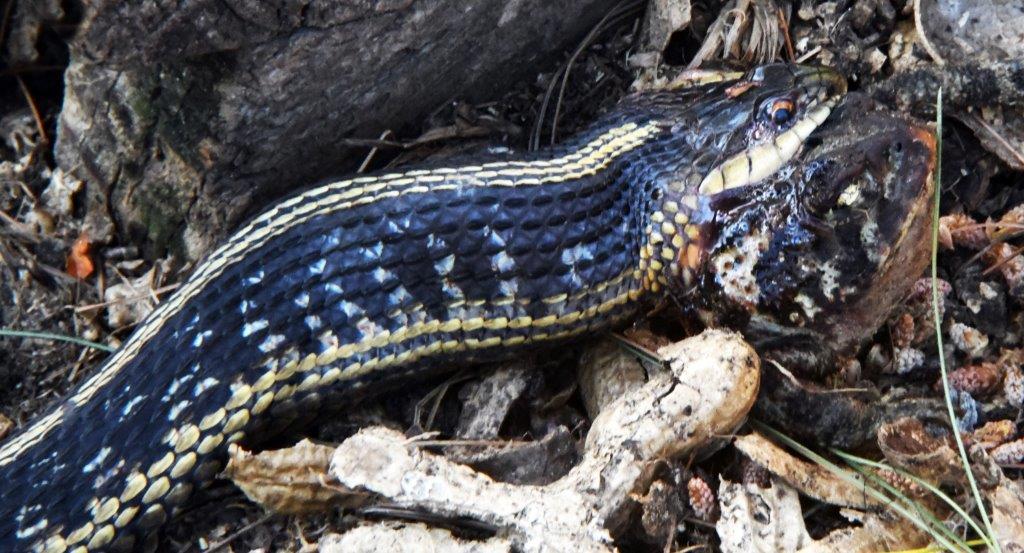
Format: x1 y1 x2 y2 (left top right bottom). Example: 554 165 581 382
0 328 115 352
750 421 971 552
930 87 1000 552
832 450 993 549
836 454 976 550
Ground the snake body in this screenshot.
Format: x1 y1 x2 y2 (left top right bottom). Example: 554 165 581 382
0 65 847 552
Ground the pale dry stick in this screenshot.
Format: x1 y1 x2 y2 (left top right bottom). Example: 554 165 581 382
777 7 795 61
964 112 1024 167
358 130 396 173
795 45 822 64
14 76 48 146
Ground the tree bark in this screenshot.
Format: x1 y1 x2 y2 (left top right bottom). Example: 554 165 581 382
56 0 620 260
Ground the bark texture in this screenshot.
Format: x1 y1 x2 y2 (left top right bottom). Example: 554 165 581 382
56 0 620 260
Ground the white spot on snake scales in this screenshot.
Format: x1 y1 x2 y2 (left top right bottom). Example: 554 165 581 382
305 315 322 330
93 456 126 490
499 280 518 297
561 243 595 264
388 286 412 306
484 226 506 247
164 373 195 401
355 317 383 338
14 517 46 539
259 334 287 353
318 330 340 350
373 267 393 283
83 447 112 474
324 282 343 295
168 400 189 421
561 241 598 290
239 299 252 314
434 254 455 276
15 503 39 524
309 258 327 275
27 451 57 472
121 394 147 417
339 300 364 318
294 292 310 308
192 329 213 348
242 319 269 337
442 280 464 300
568 270 584 288
491 251 516 272
245 269 265 285
192 377 220 396
182 313 200 334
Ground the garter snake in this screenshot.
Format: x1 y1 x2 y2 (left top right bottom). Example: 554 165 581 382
0 64 859 552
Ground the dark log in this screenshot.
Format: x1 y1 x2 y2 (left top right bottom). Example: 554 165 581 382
55 0 620 260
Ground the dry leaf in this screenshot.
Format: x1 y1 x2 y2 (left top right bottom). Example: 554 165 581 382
878 418 963 488
938 213 987 250
972 419 1017 449
989 478 1024 551
103 268 158 328
688 0 784 69
225 439 353 515
66 233 93 279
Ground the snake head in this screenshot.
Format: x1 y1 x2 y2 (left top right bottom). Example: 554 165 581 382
695 97 937 372
634 64 847 294
688 64 847 197
643 64 847 198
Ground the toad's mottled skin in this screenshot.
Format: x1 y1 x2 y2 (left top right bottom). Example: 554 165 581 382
692 97 936 373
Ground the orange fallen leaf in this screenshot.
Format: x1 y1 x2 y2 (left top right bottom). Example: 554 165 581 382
66 233 94 279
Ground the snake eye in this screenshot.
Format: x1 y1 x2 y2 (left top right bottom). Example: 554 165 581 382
762 98 796 129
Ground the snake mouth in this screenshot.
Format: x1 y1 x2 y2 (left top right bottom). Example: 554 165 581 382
697 66 848 196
